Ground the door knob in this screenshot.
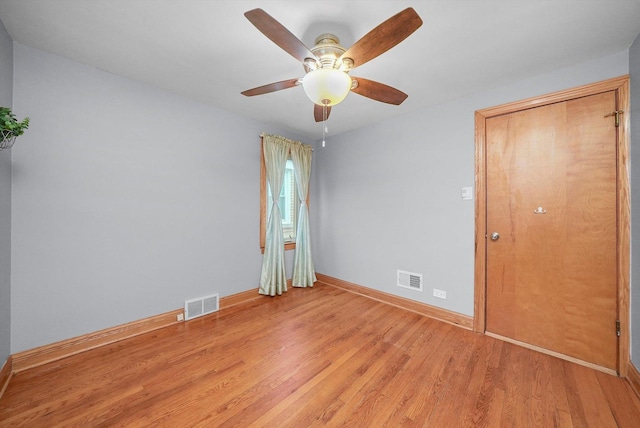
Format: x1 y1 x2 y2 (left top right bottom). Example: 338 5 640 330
490 232 500 241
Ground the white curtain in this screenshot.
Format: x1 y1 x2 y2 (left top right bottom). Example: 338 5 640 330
291 142 316 287
259 135 290 296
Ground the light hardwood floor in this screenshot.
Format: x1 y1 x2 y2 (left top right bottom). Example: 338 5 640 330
1 283 639 426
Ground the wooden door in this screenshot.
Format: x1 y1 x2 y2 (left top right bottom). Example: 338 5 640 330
485 91 618 371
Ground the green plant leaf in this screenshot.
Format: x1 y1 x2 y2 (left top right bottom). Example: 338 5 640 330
0 106 29 139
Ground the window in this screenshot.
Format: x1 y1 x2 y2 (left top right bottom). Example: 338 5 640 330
267 159 297 243
260 143 306 252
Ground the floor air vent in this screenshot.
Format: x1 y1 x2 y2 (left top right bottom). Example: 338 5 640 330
397 270 423 292
184 293 219 320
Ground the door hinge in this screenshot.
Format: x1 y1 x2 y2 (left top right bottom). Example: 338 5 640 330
604 110 624 127
616 320 621 337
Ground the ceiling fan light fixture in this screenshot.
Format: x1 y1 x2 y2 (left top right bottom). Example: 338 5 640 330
301 68 352 106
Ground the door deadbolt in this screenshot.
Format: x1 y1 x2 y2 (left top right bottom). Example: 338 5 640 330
490 232 500 241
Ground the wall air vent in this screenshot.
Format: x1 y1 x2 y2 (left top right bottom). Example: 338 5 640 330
184 293 219 320
397 270 423 292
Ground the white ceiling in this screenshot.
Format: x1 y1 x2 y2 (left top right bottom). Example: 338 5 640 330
1 0 639 140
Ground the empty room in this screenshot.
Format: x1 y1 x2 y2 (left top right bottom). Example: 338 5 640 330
1 1 640 426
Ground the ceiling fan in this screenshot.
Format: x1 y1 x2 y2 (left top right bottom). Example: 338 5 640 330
241 8 423 122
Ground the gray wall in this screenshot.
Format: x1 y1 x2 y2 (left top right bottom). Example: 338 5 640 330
312 50 629 317
10 43 311 353
631 33 640 367
0 19 13 366
5 38 635 361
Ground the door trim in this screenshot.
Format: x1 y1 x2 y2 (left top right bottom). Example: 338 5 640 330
473 75 631 375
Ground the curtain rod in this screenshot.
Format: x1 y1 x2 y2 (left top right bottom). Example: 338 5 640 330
260 132 314 150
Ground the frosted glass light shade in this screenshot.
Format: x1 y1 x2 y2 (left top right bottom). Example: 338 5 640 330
302 69 352 106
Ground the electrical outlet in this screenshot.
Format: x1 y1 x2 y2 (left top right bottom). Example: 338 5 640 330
433 289 447 299
177 313 184 322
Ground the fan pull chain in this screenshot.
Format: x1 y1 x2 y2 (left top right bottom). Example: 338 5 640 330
322 103 327 147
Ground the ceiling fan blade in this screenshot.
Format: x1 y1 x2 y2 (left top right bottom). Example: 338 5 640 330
314 104 331 122
241 78 300 97
350 77 408 105
244 9 317 63
339 8 422 69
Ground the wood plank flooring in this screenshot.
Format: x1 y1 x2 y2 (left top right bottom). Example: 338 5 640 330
1 283 639 426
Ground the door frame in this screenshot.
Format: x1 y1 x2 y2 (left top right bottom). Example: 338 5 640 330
473 75 631 375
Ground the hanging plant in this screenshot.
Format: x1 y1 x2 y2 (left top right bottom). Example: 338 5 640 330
1 107 30 150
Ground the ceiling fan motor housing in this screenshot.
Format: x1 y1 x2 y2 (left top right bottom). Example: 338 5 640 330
304 33 353 72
